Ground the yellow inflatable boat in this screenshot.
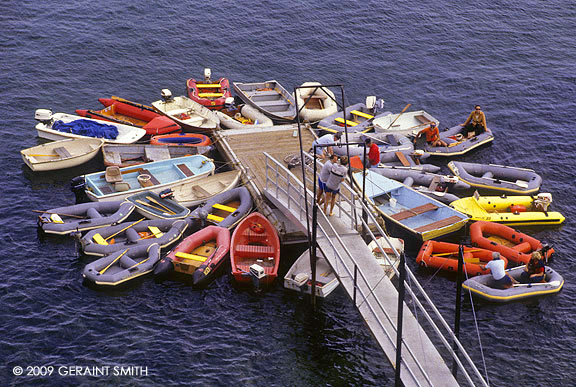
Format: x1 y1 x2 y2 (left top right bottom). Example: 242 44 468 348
450 193 565 226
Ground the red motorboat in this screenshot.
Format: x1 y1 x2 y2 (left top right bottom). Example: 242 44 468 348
230 212 280 288
186 69 232 109
155 225 230 287
76 96 181 136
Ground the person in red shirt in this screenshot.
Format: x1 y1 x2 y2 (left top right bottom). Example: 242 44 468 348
363 138 380 168
413 122 447 147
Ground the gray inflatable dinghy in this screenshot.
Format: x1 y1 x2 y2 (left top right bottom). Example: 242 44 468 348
80 218 189 256
190 186 252 229
448 161 542 194
371 168 470 192
83 243 161 286
462 265 563 302
38 201 135 235
418 126 494 156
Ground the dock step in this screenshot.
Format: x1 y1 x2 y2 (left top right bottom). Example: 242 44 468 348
390 203 438 221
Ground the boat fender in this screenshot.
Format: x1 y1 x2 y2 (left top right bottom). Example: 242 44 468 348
250 222 265 234
510 205 527 214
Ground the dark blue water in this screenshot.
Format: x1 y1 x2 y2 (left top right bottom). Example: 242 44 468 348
2 1 575 385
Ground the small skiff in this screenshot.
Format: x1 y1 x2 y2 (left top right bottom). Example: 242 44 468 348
21 137 104 172
186 69 232 109
416 240 508 276
418 126 494 156
448 160 542 194
102 143 212 168
149 133 212 147
155 225 231 288
462 266 564 302
317 102 385 134
450 193 565 226
215 104 273 129
367 236 404 278
151 90 220 133
232 80 297 123
283 248 339 298
373 110 439 136
37 201 135 235
190 186 252 229
294 82 338 123
469 221 554 265
34 109 146 144
76 96 181 136
170 170 242 208
354 170 469 240
73 155 215 202
230 212 280 289
80 218 189 257
83 243 161 287
125 190 191 220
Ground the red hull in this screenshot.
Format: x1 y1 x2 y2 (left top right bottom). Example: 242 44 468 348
230 212 280 286
186 77 232 109
76 97 181 135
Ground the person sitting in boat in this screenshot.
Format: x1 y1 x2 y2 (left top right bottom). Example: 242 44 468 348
481 252 518 289
520 251 546 284
413 122 448 147
324 156 348 216
461 105 487 138
312 132 342 161
317 154 339 205
363 138 380 169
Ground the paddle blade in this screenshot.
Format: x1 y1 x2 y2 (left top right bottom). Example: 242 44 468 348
93 233 108 245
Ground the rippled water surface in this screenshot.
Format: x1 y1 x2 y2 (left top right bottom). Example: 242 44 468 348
1 1 575 386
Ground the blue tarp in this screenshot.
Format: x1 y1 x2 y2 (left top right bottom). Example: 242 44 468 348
52 119 119 140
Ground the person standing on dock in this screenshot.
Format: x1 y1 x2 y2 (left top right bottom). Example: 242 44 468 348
312 132 342 161
324 156 348 216
363 138 381 168
317 154 339 205
461 105 487 138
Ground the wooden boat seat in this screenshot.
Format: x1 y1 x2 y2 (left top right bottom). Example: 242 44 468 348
334 117 358 127
390 203 439 221
415 114 429 124
176 163 195 177
144 146 171 162
236 244 275 258
414 216 463 233
139 169 160 185
395 151 411 167
350 110 374 120
243 228 269 241
53 147 72 158
303 95 324 109
191 184 211 197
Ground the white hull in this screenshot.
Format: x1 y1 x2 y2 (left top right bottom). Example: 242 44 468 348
21 138 104 172
372 110 439 136
295 82 338 123
171 170 242 208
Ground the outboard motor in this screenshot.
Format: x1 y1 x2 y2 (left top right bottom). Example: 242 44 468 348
535 193 552 212
70 176 87 203
34 109 54 125
160 89 173 102
204 67 212 83
249 263 266 292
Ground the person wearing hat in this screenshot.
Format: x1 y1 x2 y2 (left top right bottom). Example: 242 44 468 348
413 122 447 147
312 132 342 161
481 252 517 289
461 105 487 138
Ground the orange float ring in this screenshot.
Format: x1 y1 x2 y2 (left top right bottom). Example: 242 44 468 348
469 221 553 265
150 133 212 147
416 240 506 276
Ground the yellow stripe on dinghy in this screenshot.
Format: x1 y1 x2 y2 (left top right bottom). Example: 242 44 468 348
207 214 225 223
175 252 207 262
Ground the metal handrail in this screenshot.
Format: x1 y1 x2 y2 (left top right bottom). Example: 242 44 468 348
263 152 488 387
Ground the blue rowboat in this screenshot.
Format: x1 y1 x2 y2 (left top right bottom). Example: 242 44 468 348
75 155 215 202
353 170 469 240
125 190 191 220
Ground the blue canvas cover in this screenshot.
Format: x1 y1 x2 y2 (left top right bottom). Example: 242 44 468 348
53 119 119 139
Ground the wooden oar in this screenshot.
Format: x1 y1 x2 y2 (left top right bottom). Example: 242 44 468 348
100 249 129 274
385 103 412 130
105 218 145 241
135 199 170 215
33 210 85 219
28 154 59 157
145 196 176 215
513 280 561 287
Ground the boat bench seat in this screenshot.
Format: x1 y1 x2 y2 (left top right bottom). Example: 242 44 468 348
140 169 160 185
415 114 430 124
334 117 358 127
351 110 374 120
236 244 275 258
250 90 279 96
191 184 211 197
256 100 289 108
390 203 439 221
176 163 195 177
196 83 223 88
242 228 269 241
53 147 72 158
198 92 224 98
414 215 463 233
395 151 411 167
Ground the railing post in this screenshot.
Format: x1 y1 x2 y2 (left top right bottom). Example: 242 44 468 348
395 252 407 386
353 264 358 305
452 244 465 377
